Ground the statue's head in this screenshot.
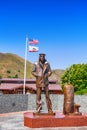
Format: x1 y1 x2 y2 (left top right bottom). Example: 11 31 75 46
39 53 46 63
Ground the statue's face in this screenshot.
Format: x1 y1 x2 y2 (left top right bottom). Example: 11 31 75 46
39 55 45 62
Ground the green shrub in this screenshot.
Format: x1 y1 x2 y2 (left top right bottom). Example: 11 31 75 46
6 70 11 74
61 64 87 94
75 89 87 95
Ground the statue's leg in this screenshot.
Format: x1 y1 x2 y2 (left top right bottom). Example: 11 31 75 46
36 87 42 113
45 86 53 113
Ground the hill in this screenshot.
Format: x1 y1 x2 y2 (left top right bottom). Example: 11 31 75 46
51 69 65 83
0 53 64 82
0 53 33 78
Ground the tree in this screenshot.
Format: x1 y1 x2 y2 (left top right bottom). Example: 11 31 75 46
61 64 87 94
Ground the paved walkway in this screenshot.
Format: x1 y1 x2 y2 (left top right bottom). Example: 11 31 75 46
0 111 87 130
0 111 29 130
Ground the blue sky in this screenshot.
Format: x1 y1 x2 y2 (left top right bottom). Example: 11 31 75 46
0 0 87 69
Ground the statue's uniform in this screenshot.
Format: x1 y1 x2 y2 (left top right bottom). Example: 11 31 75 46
32 60 53 113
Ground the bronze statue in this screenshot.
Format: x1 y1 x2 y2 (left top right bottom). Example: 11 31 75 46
31 53 53 114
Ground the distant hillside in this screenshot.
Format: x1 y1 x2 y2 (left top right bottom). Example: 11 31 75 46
51 69 65 84
0 53 64 82
0 53 33 78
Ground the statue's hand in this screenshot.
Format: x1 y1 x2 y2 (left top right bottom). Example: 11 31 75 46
32 72 38 77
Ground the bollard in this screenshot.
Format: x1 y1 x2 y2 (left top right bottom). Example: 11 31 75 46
63 83 74 115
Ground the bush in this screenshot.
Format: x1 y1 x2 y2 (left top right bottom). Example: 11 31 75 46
75 89 87 95
61 64 87 94
6 70 11 74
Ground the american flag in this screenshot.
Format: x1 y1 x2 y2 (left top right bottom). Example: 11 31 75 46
29 39 39 44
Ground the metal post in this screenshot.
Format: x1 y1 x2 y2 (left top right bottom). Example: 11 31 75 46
23 36 28 94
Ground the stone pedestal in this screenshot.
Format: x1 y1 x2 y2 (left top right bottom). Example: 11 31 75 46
24 111 87 128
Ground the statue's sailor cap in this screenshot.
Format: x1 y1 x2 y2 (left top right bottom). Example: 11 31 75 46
39 53 46 56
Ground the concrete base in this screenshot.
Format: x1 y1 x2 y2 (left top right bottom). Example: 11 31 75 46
24 111 87 128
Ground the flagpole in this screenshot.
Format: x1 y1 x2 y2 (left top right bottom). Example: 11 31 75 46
23 36 28 94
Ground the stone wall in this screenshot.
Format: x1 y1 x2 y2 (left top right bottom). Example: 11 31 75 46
57 95 87 113
0 94 28 113
0 94 87 113
0 94 59 113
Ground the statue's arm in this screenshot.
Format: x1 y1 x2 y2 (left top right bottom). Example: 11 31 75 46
48 63 52 77
31 64 38 77
45 62 52 77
